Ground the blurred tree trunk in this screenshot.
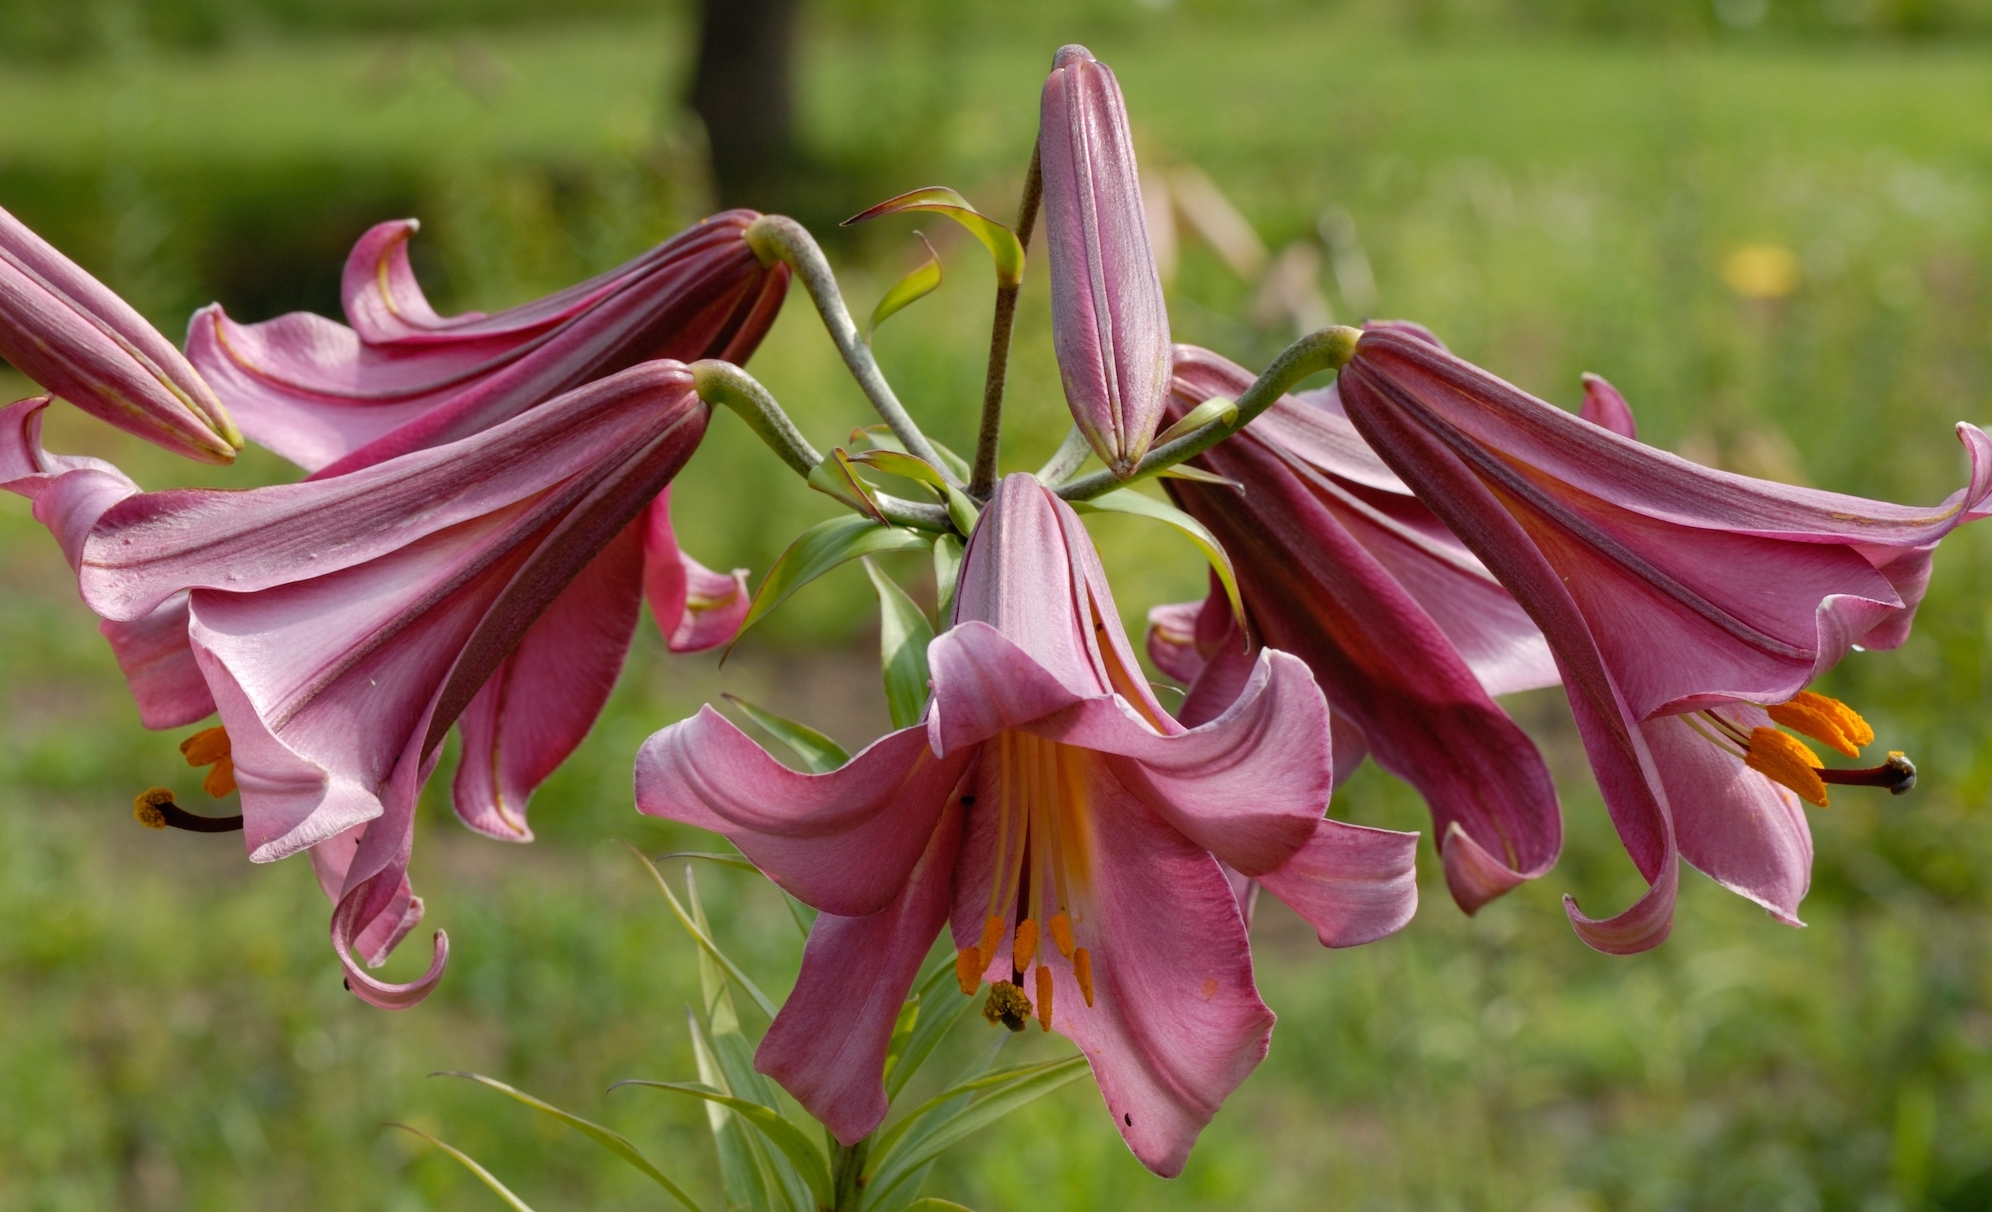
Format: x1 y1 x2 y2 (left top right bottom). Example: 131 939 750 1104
689 0 799 210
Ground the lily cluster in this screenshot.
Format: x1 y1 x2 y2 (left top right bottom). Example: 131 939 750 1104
0 39 1984 1181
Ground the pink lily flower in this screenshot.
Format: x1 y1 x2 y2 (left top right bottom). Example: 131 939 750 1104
1149 341 1562 913
1334 325 1989 950
1040 45 1172 479
186 209 786 476
3 361 732 1006
0 205 241 462
636 474 1417 1175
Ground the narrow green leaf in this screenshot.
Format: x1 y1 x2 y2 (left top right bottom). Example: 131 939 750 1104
864 558 935 730
722 694 850 773
879 999 922 1092
736 516 931 644
1071 489 1244 625
867 232 944 338
869 1053 1068 1165
783 892 817 938
654 850 762 872
624 843 779 1020
1156 463 1244 489
862 1058 1090 1210
853 425 971 481
884 958 978 1102
688 1013 778 1212
931 534 964 626
388 1123 541 1212
615 1082 833 1209
430 1075 706 1212
906 1202 978 1211
845 187 1026 286
1154 395 1239 447
849 448 979 538
808 448 890 523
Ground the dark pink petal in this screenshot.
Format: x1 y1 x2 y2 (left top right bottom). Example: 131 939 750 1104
1255 817 1419 948
100 593 215 729
1579 373 1638 438
949 753 1271 1178
189 212 785 474
453 519 645 841
0 206 238 460
1640 708 1811 925
634 709 971 917
639 488 749 653
756 804 963 1145
1040 46 1171 477
1041 648 1332 877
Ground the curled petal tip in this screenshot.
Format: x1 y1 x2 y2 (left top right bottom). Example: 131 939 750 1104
1440 821 1535 915
337 924 450 1011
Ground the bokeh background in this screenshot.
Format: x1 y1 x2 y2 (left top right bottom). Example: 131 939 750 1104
4 0 1992 1208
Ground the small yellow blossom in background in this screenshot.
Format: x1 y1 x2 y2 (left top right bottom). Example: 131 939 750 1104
1723 243 1802 299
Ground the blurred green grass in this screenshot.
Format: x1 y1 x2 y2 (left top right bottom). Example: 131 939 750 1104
5 5 1992 1210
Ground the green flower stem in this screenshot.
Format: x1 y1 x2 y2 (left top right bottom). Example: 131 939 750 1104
1055 325 1362 502
691 359 823 477
969 145 1044 500
745 215 963 488
831 1137 871 1212
1033 424 1093 486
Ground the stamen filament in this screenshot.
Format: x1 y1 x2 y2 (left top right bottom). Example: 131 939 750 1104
1819 751 1917 795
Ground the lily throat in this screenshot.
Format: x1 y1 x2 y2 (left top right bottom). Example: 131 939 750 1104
955 730 1097 1032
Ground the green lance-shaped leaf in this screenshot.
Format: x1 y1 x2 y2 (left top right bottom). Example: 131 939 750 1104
624 843 779 1020
852 424 972 482
852 448 980 537
905 1202 979 1212
1154 396 1240 447
615 1082 834 1210
809 447 891 523
867 232 944 339
931 533 964 626
686 870 814 1212
1156 463 1244 489
1071 488 1244 624
688 1012 777 1212
735 515 932 644
722 694 851 773
654 849 762 872
864 558 935 730
846 187 1026 287
862 1057 1091 1210
388 1123 543 1212
884 954 978 1102
430 1074 707 1212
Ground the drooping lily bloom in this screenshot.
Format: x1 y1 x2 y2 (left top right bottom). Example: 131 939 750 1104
0 205 241 462
1150 341 1562 913
1040 45 1172 479
3 362 728 1006
1334 325 1990 949
186 210 787 476
636 474 1417 1175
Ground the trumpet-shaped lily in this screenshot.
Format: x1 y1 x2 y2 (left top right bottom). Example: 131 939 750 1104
636 474 1417 1175
1334 325 1988 949
0 205 241 462
3 362 729 1006
1040 45 1172 479
187 210 786 476
1151 341 1561 912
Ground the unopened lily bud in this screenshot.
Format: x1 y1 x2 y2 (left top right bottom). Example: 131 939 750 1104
1039 44 1170 479
0 206 240 462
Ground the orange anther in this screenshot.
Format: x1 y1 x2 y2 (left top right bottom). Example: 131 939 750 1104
1013 918 1038 971
202 756 237 798
179 726 231 766
1035 965 1054 1032
978 914 1006 964
1048 911 1075 959
1074 947 1095 1007
954 947 984 996
1767 691 1873 758
1745 726 1828 807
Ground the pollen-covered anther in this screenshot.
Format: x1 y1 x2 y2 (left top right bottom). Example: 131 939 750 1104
133 786 174 829
1048 911 1075 959
1035 965 1054 1031
179 726 237 797
954 946 984 996
1743 726 1828 807
1074 947 1096 1007
983 980 1034 1032
1013 918 1039 972
1767 691 1874 758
